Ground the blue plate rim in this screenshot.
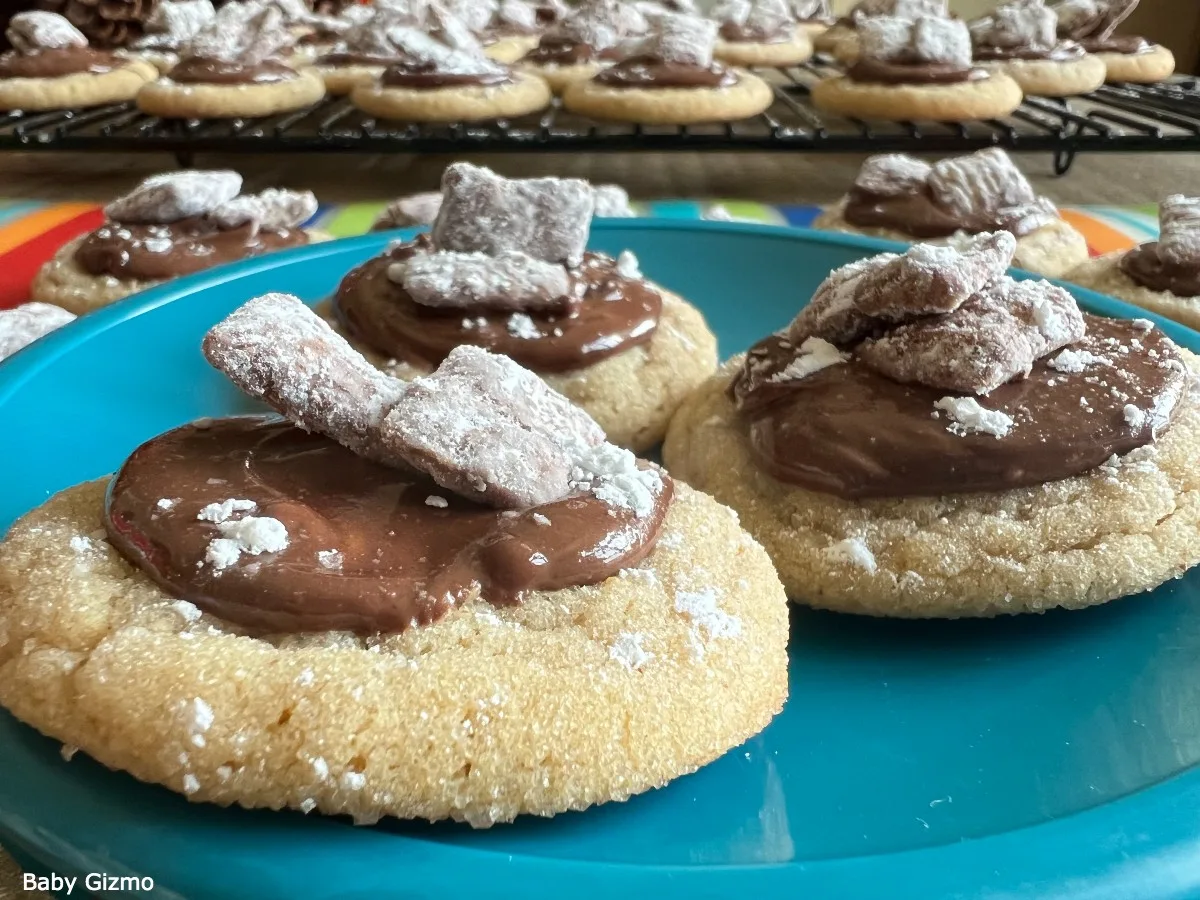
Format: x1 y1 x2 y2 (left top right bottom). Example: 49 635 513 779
2 220 1199 898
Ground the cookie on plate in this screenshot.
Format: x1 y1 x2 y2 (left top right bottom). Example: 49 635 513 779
517 0 642 94
350 24 550 121
329 162 715 452
0 12 156 111
664 232 1200 618
712 0 813 68
562 13 772 125
137 2 325 119
969 0 1105 98
811 16 1023 122
1053 0 1174 83
31 170 325 314
1067 195 1200 332
0 295 789 827
814 148 1089 279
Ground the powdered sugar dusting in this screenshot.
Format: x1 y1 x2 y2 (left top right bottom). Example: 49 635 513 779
822 537 877 574
933 396 1014 438
204 516 289 570
770 336 848 382
609 632 654 670
395 249 571 310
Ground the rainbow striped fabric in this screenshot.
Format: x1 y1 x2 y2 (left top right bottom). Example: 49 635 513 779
0 198 1160 309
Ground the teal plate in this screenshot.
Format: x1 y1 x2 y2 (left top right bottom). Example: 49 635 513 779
3 222 1200 900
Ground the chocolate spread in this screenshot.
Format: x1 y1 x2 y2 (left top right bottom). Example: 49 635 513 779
169 57 298 84
595 55 738 88
523 38 622 66
972 43 1086 62
333 236 662 373
104 416 672 635
847 57 986 85
316 51 400 67
380 63 512 88
74 217 309 281
0 47 120 78
1120 243 1200 297
1081 36 1152 54
729 315 1188 499
843 186 1045 239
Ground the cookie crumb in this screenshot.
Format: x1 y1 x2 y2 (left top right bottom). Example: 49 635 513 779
156 498 177 510
609 632 653 670
822 537 878 574
616 250 641 279
311 757 330 781
300 798 317 813
171 599 202 622
341 771 367 791
1132 318 1155 331
933 396 1014 438
197 498 256 523
317 549 343 570
532 513 552 526
1123 404 1146 430
674 588 742 639
182 774 201 795
68 535 91 553
1047 348 1107 374
60 744 78 762
296 668 315 687
204 516 289 570
425 495 449 508
216 765 233 782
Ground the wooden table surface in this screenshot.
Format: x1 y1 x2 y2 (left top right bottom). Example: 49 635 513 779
0 146 1195 899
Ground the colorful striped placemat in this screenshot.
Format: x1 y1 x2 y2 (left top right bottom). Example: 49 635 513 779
0 199 1160 309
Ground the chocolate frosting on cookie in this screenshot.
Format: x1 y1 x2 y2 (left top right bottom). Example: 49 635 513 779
74 217 309 280
0 46 121 78
1079 34 1151 53
379 62 513 88
168 57 298 84
847 56 982 84
1120 243 1200 297
105 416 672 635
333 235 662 373
971 42 1085 61
594 55 738 87
523 37 623 65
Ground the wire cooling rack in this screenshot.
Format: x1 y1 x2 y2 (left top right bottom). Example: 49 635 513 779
2 62 1198 174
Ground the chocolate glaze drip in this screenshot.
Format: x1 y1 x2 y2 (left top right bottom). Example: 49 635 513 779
719 21 792 43
333 236 662 373
0 47 121 78
843 185 1046 239
104 417 672 635
973 42 1086 62
74 217 309 281
380 63 512 88
169 57 298 84
1120 243 1200 297
847 57 986 85
729 316 1188 500
595 55 738 88
1081 36 1152 54
523 38 623 66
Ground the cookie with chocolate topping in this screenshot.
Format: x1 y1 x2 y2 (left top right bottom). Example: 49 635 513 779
517 0 644 94
136 1 326 119
0 12 157 111
664 233 1200 618
0 294 788 827
814 149 1089 278
969 0 1105 97
117 0 218 74
310 6 419 95
562 12 773 124
31 171 328 314
790 0 836 40
1051 0 1174 83
328 163 716 451
712 0 814 67
814 0 949 64
350 23 551 121
1068 195 1200 332
811 16 1023 122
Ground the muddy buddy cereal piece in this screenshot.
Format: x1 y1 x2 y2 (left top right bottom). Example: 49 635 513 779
186 2 292 63
104 171 243 224
497 0 539 31
209 188 318 234
970 1 1057 50
851 0 948 20
202 293 407 465
858 277 1085 394
0 303 75 362
853 154 932 196
644 12 718 66
593 184 635 217
789 232 1017 346
390 24 507 73
860 14 972 66
928 148 1038 219
373 192 444 230
1157 195 1200 268
5 11 87 51
432 163 594 267
394 250 571 310
1053 0 1136 40
383 345 606 508
133 0 217 50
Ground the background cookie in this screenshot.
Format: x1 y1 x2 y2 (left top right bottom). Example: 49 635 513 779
561 71 773 125
517 61 607 95
1097 45 1175 83
0 478 789 826
713 33 813 67
136 68 326 118
810 72 1023 122
0 59 157 111
323 290 718 452
985 54 1106 97
663 353 1200 618
350 72 551 122
813 203 1090 280
1068 252 1200 332
311 64 384 96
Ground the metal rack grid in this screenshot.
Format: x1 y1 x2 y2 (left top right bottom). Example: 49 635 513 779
2 62 1198 174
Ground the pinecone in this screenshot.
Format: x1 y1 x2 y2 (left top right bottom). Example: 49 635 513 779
35 0 158 47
